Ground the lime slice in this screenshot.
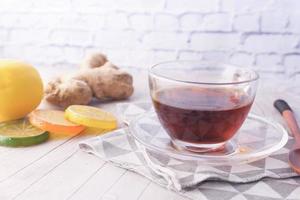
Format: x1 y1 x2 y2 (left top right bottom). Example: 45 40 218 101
65 105 117 130
0 118 49 147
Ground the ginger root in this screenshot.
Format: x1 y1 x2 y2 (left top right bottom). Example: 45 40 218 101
80 52 107 69
44 53 134 107
45 78 93 107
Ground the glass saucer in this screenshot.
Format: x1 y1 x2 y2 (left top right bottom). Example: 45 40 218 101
129 112 288 165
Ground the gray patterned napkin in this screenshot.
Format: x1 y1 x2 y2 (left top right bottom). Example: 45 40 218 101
79 102 300 200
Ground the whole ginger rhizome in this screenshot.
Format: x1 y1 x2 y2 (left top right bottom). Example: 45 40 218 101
45 53 134 107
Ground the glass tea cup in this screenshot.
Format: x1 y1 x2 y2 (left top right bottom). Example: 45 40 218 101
148 61 259 153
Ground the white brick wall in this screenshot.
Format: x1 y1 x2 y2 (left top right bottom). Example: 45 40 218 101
0 0 299 75
234 14 259 32
180 14 202 31
154 14 178 31
190 33 240 51
243 34 298 53
201 13 233 31
261 12 288 33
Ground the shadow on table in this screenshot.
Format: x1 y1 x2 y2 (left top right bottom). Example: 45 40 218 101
49 127 110 140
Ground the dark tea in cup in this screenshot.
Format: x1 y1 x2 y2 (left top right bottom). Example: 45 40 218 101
152 86 252 145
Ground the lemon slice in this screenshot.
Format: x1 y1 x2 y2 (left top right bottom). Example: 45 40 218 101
0 118 49 147
65 105 117 130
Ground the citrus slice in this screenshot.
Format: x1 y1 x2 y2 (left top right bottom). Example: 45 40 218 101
0 118 49 147
65 105 117 130
29 110 85 134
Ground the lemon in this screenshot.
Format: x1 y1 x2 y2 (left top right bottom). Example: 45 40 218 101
0 60 43 122
65 105 117 130
0 118 49 147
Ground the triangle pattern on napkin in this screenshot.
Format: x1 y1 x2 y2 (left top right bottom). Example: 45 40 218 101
102 141 132 158
243 182 282 198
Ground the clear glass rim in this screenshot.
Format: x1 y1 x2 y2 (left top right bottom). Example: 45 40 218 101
149 60 260 85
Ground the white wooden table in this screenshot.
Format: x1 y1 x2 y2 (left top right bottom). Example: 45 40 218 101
0 67 299 200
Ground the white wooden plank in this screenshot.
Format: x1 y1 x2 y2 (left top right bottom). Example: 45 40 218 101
0 146 16 156
0 134 93 199
0 134 77 181
0 147 32 167
138 182 187 200
101 171 151 200
68 164 126 200
14 150 104 200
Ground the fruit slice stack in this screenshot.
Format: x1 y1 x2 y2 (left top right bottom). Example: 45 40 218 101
0 105 118 147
